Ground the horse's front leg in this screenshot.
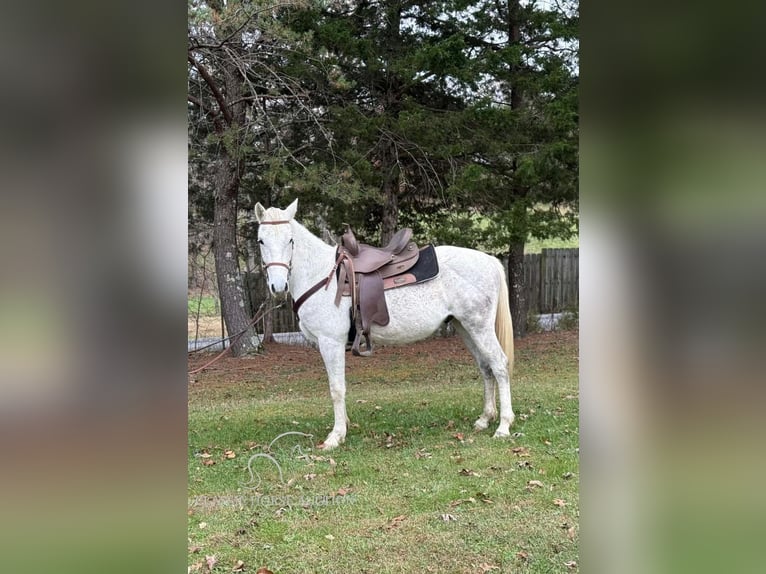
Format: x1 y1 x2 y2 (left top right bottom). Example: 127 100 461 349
317 337 348 449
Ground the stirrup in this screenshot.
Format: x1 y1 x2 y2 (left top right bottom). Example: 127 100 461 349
351 331 373 357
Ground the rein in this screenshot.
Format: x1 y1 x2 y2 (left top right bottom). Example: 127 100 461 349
293 249 349 314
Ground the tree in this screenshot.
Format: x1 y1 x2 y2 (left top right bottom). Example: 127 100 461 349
488 0 578 337
279 0 488 242
188 0 320 355
425 0 579 337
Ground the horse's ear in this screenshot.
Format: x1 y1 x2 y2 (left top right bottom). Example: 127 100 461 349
254 202 266 223
284 198 298 220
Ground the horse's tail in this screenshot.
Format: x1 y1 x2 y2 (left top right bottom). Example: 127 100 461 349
495 262 515 371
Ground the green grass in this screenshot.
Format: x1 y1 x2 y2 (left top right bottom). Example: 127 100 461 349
188 295 220 318
524 235 579 254
189 334 579 573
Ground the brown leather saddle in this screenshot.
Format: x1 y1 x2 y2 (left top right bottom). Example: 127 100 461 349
334 227 421 356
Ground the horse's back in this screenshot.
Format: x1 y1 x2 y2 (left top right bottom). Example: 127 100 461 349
367 245 502 345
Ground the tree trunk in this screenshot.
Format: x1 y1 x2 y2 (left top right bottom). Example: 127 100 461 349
508 240 527 338
379 3 402 245
506 1 526 338
380 141 400 244
212 154 259 356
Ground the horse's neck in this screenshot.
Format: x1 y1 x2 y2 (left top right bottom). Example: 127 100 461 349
289 220 335 297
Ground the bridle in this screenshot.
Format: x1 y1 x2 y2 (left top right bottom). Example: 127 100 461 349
257 217 340 313
258 219 294 280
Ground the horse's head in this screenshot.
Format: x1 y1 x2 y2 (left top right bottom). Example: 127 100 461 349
254 199 298 295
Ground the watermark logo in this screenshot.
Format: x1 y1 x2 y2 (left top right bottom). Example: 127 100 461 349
190 430 357 511
242 431 315 491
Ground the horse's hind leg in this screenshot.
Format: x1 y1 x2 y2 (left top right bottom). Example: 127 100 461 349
454 322 497 431
455 321 514 438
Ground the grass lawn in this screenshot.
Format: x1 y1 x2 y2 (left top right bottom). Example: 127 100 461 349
524 235 579 254
188 331 579 573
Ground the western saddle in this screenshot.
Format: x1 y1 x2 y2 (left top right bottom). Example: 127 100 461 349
335 227 420 356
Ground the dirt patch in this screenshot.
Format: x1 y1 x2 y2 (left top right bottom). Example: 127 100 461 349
188 316 226 339
188 330 578 387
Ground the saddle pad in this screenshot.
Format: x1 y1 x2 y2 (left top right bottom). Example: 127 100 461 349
403 243 439 284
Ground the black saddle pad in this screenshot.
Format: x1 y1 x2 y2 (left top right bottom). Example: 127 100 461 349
409 244 439 283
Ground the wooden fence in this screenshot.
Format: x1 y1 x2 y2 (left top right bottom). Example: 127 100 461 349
245 247 578 334
521 248 579 314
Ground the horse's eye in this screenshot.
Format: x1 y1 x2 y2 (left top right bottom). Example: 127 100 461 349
289 238 294 245
258 239 264 245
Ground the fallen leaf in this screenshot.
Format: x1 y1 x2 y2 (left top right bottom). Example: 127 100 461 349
512 446 530 457
527 480 544 488
355 399 367 403
562 472 574 479
453 433 465 441
414 449 432 459
255 568 274 574
567 526 576 540
517 460 532 468
564 560 577 569
198 522 208 529
304 473 317 481
224 450 236 459
335 487 353 496
202 459 215 467
449 497 476 508
205 555 218 570
232 560 246 572
189 561 203 572
446 420 455 429
324 534 335 541
516 550 529 561
189 545 202 554
459 468 480 477
440 513 458 522
384 515 407 530
477 563 499 573
553 498 567 507
199 452 212 459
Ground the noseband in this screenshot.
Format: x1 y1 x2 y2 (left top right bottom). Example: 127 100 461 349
259 220 294 277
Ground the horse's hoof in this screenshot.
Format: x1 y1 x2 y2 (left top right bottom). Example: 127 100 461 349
473 418 490 431
492 429 511 439
319 435 345 450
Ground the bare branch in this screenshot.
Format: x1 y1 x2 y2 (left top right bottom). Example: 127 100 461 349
188 52 234 127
